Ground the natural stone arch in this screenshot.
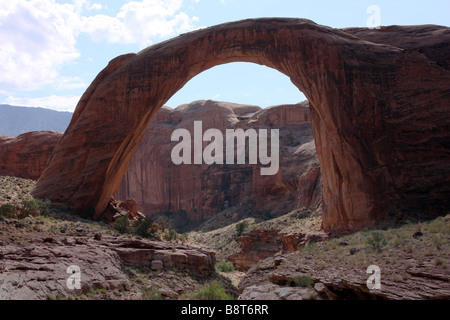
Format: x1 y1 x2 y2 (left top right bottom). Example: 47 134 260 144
32 18 450 232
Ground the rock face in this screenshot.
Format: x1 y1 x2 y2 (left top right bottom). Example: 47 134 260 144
238 251 450 300
228 229 328 270
0 242 130 300
115 100 321 221
0 234 215 300
0 131 62 180
31 18 450 233
280 231 328 253
228 229 283 270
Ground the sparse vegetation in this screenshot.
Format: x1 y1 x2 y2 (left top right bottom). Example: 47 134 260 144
192 281 235 300
288 275 315 288
162 228 179 241
216 261 235 273
295 207 314 219
366 231 387 252
19 198 50 217
235 221 248 237
0 204 15 219
140 287 163 300
113 214 131 234
134 217 157 239
0 198 50 219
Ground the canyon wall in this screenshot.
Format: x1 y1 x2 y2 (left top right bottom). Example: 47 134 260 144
115 100 322 221
0 131 62 180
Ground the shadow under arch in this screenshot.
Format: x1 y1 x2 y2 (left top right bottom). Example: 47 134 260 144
32 18 450 232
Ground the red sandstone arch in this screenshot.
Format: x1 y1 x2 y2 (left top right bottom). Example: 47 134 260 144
32 18 450 232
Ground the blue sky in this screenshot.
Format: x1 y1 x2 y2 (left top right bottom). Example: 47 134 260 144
1 0 449 111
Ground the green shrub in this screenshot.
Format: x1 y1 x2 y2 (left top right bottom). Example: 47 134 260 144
134 217 157 239
296 207 313 219
113 214 130 234
216 261 235 273
0 204 16 219
366 231 387 252
235 221 248 237
140 287 163 300
192 281 234 300
20 198 50 217
432 234 444 249
288 276 314 288
162 229 179 241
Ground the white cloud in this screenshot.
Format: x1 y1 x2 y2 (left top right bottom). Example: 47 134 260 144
73 0 102 12
80 0 198 47
54 76 88 91
0 0 198 92
0 0 81 90
4 95 81 112
89 3 102 11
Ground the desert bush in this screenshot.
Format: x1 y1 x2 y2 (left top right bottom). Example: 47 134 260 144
162 228 179 241
140 287 163 300
235 221 248 237
366 231 387 252
19 198 50 217
428 218 445 234
288 275 314 288
192 281 234 300
134 217 157 239
296 207 314 219
113 214 130 234
432 234 444 249
216 261 235 273
0 204 16 219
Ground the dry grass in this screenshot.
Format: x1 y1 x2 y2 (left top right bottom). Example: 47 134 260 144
291 214 450 281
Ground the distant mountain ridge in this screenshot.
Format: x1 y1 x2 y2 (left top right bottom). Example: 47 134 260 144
0 104 73 136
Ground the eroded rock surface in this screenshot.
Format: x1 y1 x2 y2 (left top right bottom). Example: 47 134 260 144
228 229 283 270
238 249 450 300
0 234 215 300
115 100 321 221
0 131 62 180
228 228 328 270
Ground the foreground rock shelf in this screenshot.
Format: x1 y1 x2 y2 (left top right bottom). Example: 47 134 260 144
0 234 215 300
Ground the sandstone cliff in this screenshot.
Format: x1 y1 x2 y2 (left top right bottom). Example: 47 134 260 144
115 100 322 222
0 131 62 180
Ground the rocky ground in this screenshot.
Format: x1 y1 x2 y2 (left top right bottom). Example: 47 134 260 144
0 176 236 300
238 215 450 299
1 176 448 300
189 206 322 262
